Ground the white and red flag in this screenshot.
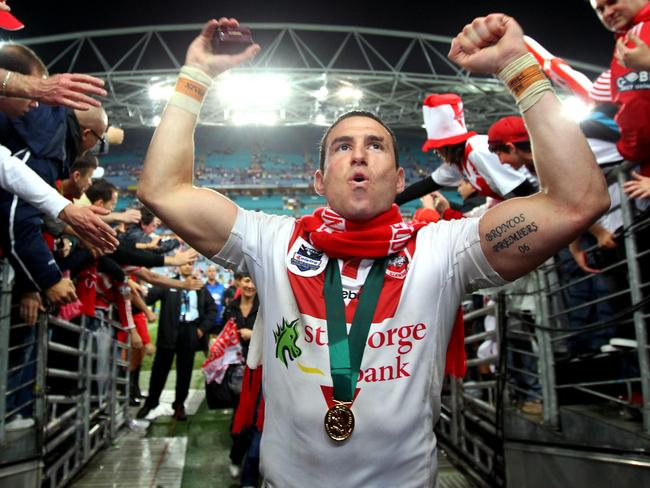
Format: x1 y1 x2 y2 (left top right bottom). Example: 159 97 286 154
202 318 244 384
524 36 593 102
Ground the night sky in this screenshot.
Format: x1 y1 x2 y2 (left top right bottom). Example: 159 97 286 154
9 0 613 68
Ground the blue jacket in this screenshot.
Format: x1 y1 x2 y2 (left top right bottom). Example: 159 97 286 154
205 281 226 326
0 106 72 293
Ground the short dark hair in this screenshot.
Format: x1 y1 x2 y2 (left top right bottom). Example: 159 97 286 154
488 141 532 154
318 110 399 171
0 44 48 76
235 271 251 281
86 178 117 204
69 153 98 177
139 206 156 226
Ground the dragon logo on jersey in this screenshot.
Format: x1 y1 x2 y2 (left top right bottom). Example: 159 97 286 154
274 317 302 367
386 252 409 280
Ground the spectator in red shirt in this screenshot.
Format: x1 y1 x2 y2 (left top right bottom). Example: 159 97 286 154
590 0 650 195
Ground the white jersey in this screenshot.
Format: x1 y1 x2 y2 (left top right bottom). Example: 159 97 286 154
587 138 623 166
214 208 506 488
585 136 624 231
432 135 526 199
0 144 69 219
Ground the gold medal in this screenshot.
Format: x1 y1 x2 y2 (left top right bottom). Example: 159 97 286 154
324 402 355 441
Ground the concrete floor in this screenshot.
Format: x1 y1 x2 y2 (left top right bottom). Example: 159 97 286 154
71 370 474 487
71 370 239 488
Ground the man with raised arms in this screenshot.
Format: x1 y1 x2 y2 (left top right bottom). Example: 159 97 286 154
138 15 609 487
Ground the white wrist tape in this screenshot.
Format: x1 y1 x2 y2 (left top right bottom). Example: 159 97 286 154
167 65 213 116
497 53 554 113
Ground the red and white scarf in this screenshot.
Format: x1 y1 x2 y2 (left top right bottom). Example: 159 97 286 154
299 204 425 259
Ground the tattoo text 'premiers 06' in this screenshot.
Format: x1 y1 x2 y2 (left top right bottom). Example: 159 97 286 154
492 222 539 253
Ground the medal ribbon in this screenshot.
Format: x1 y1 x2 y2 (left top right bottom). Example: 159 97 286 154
324 257 387 402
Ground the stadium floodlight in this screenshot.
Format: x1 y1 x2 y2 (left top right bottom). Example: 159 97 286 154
560 95 591 123
337 86 363 101
148 82 174 101
232 110 279 126
313 86 329 101
314 113 327 125
217 73 290 110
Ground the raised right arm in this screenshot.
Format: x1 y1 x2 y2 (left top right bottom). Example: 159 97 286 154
137 19 260 258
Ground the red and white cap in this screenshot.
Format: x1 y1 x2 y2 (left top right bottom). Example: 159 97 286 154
0 7 24 31
589 70 613 103
487 116 529 146
422 93 476 151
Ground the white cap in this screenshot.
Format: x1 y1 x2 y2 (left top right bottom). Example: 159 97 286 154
422 93 476 151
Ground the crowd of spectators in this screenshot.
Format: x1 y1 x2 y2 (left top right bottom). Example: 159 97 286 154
102 141 430 191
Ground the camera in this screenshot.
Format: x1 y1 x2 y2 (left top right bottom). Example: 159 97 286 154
213 26 254 55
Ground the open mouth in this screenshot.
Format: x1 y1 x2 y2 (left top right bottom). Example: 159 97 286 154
350 172 368 183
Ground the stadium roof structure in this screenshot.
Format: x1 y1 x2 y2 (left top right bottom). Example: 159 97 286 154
19 23 607 131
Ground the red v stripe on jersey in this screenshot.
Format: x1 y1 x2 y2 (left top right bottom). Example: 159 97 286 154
341 257 362 279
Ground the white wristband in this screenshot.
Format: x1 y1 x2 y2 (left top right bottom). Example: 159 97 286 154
167 65 213 116
497 53 554 113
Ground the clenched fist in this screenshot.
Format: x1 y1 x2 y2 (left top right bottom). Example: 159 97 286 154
448 14 527 74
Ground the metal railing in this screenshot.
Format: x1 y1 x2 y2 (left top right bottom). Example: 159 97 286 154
42 314 130 488
0 261 13 445
0 260 131 487
438 299 505 488
438 163 650 485
535 164 650 432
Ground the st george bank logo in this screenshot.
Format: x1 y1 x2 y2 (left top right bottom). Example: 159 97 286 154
274 317 302 367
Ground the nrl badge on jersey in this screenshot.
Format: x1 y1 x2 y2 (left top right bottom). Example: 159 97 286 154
385 251 410 280
287 237 328 277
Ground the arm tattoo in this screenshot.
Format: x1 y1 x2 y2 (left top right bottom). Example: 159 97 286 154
484 213 526 241
485 214 539 254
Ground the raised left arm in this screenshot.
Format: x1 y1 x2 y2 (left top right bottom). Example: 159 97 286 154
450 14 610 281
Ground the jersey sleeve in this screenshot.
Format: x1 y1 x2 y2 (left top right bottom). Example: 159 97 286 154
431 163 463 187
634 19 650 44
211 207 295 272
420 217 509 293
469 149 526 197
